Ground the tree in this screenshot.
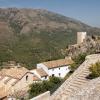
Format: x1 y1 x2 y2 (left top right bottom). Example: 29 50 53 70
74 53 87 65
28 77 63 99
71 53 87 71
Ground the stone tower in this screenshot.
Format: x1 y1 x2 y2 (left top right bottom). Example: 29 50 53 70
77 32 87 44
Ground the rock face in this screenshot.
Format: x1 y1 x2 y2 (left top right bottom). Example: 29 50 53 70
66 36 100 57
51 54 100 100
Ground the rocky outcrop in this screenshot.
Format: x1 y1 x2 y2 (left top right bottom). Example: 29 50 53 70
66 36 100 57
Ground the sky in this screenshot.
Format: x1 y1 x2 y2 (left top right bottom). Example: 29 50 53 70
0 0 100 27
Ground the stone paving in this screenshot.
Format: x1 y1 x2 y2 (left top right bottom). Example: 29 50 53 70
68 77 100 100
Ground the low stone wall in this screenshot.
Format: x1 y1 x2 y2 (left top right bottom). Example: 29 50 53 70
30 91 50 100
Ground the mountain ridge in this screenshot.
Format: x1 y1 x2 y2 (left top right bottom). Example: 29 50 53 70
0 8 100 69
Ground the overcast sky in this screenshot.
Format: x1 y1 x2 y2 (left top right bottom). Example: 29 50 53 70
0 0 100 27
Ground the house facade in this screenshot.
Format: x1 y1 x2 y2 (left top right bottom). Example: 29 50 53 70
37 58 73 78
0 66 38 99
30 68 49 80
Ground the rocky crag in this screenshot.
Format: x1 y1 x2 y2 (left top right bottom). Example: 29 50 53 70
66 35 100 57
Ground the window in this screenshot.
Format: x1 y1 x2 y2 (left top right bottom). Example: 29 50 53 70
59 73 61 76
45 76 47 79
52 74 55 77
26 75 28 81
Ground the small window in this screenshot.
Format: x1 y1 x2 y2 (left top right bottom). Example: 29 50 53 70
26 75 28 81
59 73 61 76
45 76 47 79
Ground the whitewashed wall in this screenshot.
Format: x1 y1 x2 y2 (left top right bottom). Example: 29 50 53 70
37 63 70 78
48 66 70 78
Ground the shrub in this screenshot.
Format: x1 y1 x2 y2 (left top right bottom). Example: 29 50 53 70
71 53 87 71
28 77 63 98
87 62 100 79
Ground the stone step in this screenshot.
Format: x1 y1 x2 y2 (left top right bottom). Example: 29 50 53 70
75 79 87 84
72 70 90 77
64 88 74 94
60 91 69 96
72 80 87 86
69 82 82 88
77 76 87 79
79 73 89 78
66 86 78 93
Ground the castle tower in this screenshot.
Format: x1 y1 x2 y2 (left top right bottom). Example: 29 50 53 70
77 32 87 44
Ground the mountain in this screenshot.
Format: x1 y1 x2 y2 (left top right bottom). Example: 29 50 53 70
0 8 100 69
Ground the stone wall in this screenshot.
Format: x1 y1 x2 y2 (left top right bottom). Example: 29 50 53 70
30 91 50 100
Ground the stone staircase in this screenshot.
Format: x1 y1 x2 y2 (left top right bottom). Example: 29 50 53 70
51 54 100 100
68 77 100 100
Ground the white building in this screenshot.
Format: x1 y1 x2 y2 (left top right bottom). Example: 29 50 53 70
37 58 74 78
77 32 87 44
30 68 49 80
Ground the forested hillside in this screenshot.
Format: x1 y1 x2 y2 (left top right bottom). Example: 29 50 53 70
0 8 100 69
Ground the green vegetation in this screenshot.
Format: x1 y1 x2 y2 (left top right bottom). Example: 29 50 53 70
10 21 22 33
28 53 87 99
28 77 63 98
0 8 100 70
87 62 100 79
71 53 87 72
0 30 76 69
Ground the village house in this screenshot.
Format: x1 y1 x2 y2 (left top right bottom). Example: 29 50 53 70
0 57 73 99
36 58 74 78
0 63 40 99
30 68 49 80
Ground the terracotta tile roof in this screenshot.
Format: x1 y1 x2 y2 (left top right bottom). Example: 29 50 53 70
33 75 41 81
0 86 9 98
4 77 12 84
43 58 74 69
0 76 4 80
10 79 18 86
0 67 29 79
36 68 48 77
